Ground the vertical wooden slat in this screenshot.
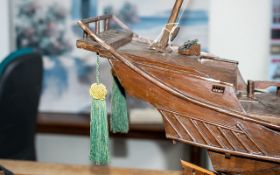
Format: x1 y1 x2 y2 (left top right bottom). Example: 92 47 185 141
83 24 89 38
95 21 100 34
247 80 254 98
105 18 110 31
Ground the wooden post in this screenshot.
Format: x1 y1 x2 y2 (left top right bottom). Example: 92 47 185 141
190 146 201 166
95 21 100 34
247 80 254 98
105 19 110 31
83 24 89 38
153 0 184 50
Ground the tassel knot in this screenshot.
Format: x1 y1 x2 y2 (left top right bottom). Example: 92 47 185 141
89 83 107 100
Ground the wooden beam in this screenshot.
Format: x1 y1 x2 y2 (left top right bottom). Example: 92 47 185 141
37 112 166 139
181 160 215 175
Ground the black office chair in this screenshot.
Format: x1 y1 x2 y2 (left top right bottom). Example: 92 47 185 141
0 48 43 160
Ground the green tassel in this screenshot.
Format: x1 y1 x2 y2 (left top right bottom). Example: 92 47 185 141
90 98 110 165
89 54 110 165
111 76 129 133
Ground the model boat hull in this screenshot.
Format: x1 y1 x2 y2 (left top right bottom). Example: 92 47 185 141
110 59 280 174
76 14 280 174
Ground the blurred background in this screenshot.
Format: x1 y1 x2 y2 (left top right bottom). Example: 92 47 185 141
0 0 277 171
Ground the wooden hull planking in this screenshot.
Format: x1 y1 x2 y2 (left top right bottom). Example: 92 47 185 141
110 59 280 165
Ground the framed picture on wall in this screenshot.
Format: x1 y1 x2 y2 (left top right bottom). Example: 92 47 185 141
11 0 113 113
270 0 280 83
98 0 209 51
10 0 209 119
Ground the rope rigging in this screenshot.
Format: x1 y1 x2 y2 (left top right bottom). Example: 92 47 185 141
152 0 191 45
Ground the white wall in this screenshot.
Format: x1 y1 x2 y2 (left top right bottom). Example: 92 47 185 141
0 0 10 59
209 0 271 81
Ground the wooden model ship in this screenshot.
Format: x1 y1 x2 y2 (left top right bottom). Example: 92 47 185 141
76 0 280 174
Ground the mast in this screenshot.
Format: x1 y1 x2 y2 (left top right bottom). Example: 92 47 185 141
151 0 184 51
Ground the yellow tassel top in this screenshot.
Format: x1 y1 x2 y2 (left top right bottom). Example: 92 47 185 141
89 83 107 100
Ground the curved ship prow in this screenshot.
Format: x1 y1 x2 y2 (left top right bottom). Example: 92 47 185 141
76 3 280 174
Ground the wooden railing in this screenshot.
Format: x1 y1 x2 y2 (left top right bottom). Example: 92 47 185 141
79 15 131 39
81 15 112 38
248 80 280 98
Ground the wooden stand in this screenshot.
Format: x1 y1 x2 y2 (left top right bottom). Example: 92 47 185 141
181 160 215 175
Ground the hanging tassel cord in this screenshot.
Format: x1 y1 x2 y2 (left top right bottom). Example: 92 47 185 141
96 54 100 84
152 0 191 45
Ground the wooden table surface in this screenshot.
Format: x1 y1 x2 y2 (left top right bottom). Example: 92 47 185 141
0 160 182 175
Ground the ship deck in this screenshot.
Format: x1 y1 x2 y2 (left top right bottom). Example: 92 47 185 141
77 29 238 86
77 29 280 127
240 93 280 125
